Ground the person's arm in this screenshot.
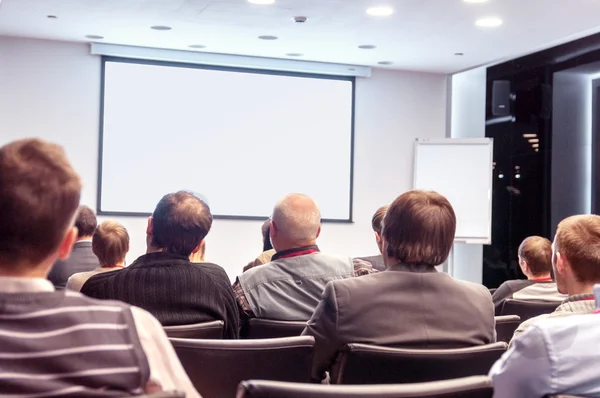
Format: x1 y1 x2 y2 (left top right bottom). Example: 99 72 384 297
489 324 553 398
302 281 342 382
491 282 513 315
130 306 201 398
352 258 378 276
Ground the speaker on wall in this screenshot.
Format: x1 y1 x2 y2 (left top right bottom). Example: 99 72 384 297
492 80 511 117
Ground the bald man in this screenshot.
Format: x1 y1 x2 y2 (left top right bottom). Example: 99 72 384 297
233 194 376 322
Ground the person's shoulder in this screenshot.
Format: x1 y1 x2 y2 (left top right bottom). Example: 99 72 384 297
451 277 491 297
191 262 230 280
64 289 132 309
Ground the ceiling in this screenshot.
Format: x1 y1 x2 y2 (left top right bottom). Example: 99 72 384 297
1 0 600 73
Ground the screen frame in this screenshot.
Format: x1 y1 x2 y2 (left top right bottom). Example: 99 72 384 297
97 56 356 223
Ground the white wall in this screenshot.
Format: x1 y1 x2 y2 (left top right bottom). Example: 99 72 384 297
448 67 487 284
0 36 448 281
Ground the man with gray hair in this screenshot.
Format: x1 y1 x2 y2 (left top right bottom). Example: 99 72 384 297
233 193 375 322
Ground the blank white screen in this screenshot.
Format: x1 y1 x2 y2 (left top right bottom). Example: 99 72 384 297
100 60 354 220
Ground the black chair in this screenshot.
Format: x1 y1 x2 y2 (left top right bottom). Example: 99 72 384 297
170 336 315 398
494 315 521 343
163 320 224 339
237 376 493 398
489 288 497 295
331 342 507 385
500 299 560 321
243 318 306 339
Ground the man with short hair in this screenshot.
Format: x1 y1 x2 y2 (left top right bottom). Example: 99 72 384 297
303 190 495 381
67 221 130 292
490 214 600 398
233 193 375 322
82 191 240 338
492 236 565 314
356 205 389 271
510 215 600 341
47 205 100 288
0 138 199 397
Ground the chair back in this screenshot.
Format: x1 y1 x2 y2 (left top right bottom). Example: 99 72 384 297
331 342 507 385
500 299 560 321
243 318 306 339
494 315 521 343
171 336 314 398
163 320 224 339
237 376 493 398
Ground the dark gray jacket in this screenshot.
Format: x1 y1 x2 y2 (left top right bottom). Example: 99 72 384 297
48 241 100 288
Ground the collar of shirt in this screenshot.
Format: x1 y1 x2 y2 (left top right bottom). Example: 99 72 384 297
272 245 320 261
531 277 554 283
0 277 55 293
564 293 595 303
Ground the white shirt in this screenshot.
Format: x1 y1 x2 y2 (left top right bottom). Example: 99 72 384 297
66 266 123 292
490 312 600 398
0 277 201 398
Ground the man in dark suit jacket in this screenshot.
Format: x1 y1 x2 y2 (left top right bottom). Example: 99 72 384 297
81 191 240 338
303 190 495 381
355 205 388 271
48 206 99 288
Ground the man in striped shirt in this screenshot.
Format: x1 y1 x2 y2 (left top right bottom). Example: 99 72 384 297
0 138 200 397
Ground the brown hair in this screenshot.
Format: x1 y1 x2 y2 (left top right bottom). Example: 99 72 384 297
75 206 97 238
371 205 389 234
151 191 213 257
92 221 129 266
382 190 456 266
0 139 81 265
518 236 552 276
555 215 600 283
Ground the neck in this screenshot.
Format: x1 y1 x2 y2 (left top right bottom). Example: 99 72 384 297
568 281 596 296
77 236 93 242
274 240 316 253
102 260 125 268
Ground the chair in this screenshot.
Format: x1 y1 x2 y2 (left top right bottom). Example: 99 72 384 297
494 315 521 343
243 318 306 339
500 299 560 321
489 288 497 295
163 320 224 339
237 376 493 398
170 336 315 398
330 342 507 385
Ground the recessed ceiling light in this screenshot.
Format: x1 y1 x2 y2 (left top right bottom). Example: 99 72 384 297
378 61 393 65
528 138 540 143
523 133 537 138
532 143 540 148
248 0 275 4
286 53 303 57
455 52 464 56
85 35 104 40
258 35 278 40
366 6 394 16
476 17 503 28
535 148 539 152
188 44 206 49
151 25 172 31
47 15 58 19
358 44 377 50
464 0 489 3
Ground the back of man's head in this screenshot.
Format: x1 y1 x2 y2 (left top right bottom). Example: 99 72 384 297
382 190 456 267
151 191 213 257
92 221 129 267
371 205 389 235
271 194 321 248
75 206 97 239
555 214 600 284
518 236 552 278
0 139 81 269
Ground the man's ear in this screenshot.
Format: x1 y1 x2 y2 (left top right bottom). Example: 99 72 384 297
57 227 78 260
316 225 321 239
270 220 277 237
375 231 382 243
555 252 567 275
192 239 205 254
146 216 154 236
126 243 130 254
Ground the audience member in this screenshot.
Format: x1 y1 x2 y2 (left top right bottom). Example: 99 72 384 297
511 214 600 340
47 205 100 288
81 191 240 338
66 221 129 292
355 205 388 271
492 236 565 314
0 138 199 397
242 219 276 272
233 193 375 322
302 190 495 381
